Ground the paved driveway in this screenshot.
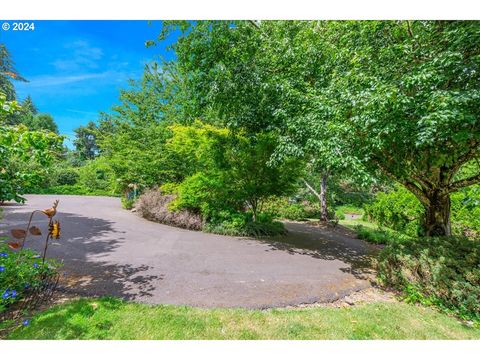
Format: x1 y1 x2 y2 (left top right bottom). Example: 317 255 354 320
0 195 376 308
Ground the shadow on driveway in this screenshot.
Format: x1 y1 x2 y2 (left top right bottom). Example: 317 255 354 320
1 205 162 301
261 222 378 280
1 196 376 307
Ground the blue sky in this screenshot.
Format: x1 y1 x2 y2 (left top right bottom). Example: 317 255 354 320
0 20 177 146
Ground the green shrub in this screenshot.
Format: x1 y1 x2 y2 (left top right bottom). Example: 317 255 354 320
335 210 346 220
354 225 409 245
332 189 373 208
262 197 320 221
366 184 480 238
451 185 480 238
169 172 235 217
121 197 136 210
51 167 79 186
204 210 285 237
77 157 117 195
0 244 58 313
364 186 424 236
279 204 308 221
377 236 480 322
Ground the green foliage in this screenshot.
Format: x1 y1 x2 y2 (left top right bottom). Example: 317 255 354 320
73 121 100 160
36 157 118 196
0 244 58 313
354 225 410 245
121 197 135 210
20 96 37 115
97 72 174 192
377 236 480 322
49 167 79 186
204 210 285 237
365 186 423 237
0 44 26 104
10 95 58 133
262 197 320 221
0 92 20 121
451 185 480 238
165 121 302 221
169 171 233 217
327 21 480 235
366 184 480 238
332 188 374 208
335 210 346 220
162 21 480 236
76 157 117 195
20 113 58 133
0 125 63 203
335 205 364 216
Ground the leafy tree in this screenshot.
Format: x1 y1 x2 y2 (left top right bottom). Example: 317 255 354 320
0 125 63 203
73 121 100 160
324 21 480 236
97 72 173 193
158 21 371 221
0 44 26 101
77 157 117 193
0 92 20 122
165 121 301 221
11 95 58 133
21 95 37 115
22 113 58 133
161 20 480 235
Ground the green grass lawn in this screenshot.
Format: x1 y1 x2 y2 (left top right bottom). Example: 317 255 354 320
4 297 479 340
336 205 365 216
339 217 377 230
339 217 410 245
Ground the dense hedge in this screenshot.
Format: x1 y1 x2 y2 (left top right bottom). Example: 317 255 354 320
377 236 480 322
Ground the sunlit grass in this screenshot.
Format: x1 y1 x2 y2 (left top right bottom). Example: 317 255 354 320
339 218 377 230
5 297 479 340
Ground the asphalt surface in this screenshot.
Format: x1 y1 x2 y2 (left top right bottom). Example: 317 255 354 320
0 195 377 308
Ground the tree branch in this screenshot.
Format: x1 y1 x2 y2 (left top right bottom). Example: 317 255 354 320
371 158 430 205
404 181 430 206
248 20 261 29
451 140 479 173
446 172 480 194
302 179 321 200
406 20 414 38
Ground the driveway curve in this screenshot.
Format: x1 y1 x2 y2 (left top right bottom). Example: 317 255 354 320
0 195 377 308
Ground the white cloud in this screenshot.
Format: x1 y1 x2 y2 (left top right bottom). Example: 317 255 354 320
51 39 104 71
23 72 108 87
66 109 99 116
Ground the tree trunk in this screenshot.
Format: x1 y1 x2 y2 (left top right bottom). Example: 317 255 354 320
320 174 328 222
423 193 451 236
251 199 258 222
303 174 329 222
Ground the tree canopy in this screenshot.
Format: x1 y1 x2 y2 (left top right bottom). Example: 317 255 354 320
0 125 63 202
157 20 480 235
